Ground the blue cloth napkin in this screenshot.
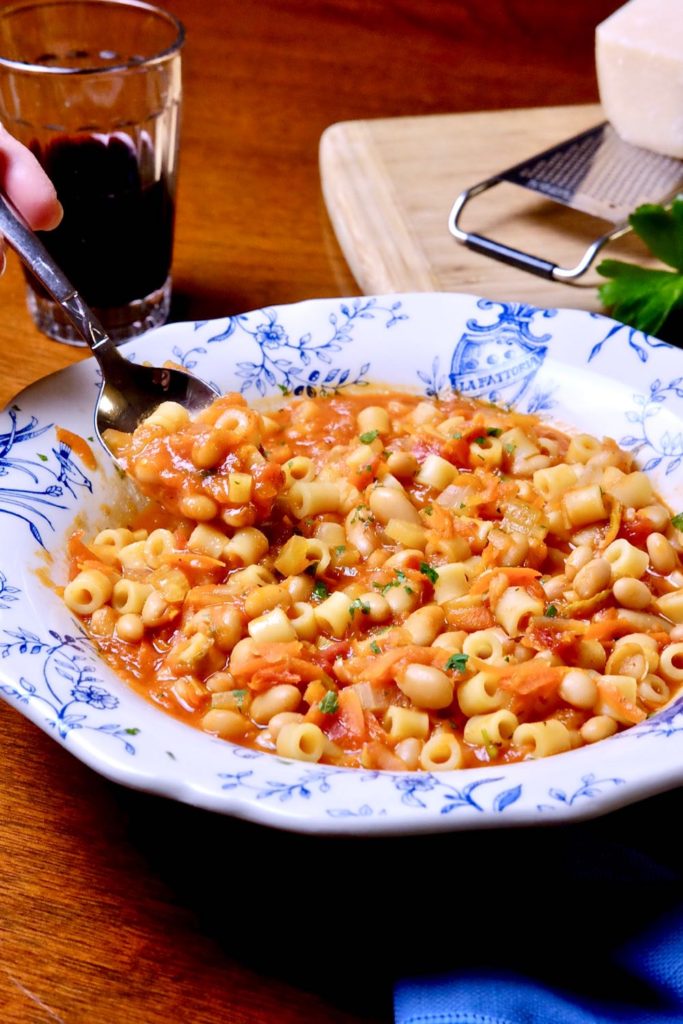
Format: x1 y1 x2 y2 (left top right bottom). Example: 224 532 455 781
394 792 683 1024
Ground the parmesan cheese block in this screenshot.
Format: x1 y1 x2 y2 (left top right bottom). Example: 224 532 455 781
596 0 683 158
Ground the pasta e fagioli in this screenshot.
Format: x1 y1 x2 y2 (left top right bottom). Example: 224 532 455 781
62 388 683 771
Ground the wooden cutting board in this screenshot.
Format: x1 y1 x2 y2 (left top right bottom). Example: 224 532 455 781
319 103 657 310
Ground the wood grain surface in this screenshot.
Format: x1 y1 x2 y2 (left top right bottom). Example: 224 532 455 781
2 2 681 1023
319 104 660 306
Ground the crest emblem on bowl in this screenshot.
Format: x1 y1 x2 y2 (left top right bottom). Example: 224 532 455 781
449 300 556 405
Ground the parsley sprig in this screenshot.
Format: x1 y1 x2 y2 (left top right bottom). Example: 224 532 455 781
319 691 339 715
311 581 329 602
597 197 683 337
444 652 469 673
359 429 380 444
419 561 439 584
349 597 371 619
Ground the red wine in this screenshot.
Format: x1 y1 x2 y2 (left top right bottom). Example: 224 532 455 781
30 133 174 308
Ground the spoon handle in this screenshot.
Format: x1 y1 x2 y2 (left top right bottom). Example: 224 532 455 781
0 192 129 374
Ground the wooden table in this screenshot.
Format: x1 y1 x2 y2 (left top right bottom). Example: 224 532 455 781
2 2 681 1022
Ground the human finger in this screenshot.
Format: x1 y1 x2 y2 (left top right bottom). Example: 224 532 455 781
0 123 63 231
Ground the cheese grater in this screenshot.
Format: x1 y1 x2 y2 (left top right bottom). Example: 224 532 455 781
448 122 683 283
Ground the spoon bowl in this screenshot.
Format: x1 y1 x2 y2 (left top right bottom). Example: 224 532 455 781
96 359 219 438
0 193 219 462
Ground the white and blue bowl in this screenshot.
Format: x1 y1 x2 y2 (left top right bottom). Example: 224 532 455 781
1 293 682 834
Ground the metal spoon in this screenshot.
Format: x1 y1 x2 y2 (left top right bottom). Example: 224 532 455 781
0 193 219 460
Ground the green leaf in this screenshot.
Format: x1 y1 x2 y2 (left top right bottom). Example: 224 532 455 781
359 429 379 444
545 604 558 618
629 198 683 271
672 513 683 530
419 561 439 584
480 727 500 760
597 260 683 336
312 581 329 602
373 579 397 594
370 640 381 655
349 597 371 619
444 652 469 673
319 691 339 714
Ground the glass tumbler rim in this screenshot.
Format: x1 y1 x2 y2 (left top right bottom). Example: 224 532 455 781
0 0 185 75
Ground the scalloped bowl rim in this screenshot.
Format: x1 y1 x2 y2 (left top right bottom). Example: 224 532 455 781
1 291 682 835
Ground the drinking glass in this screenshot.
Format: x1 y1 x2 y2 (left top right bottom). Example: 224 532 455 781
0 0 184 344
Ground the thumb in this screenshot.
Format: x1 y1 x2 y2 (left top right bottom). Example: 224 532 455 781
0 124 63 231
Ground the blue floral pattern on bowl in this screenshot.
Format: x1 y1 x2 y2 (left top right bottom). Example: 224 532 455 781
1 293 682 835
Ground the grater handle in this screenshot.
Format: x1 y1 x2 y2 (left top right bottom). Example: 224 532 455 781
448 181 629 284
461 233 556 279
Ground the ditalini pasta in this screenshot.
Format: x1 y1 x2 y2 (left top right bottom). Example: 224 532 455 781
63 389 683 771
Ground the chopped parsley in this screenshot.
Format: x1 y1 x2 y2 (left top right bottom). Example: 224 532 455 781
503 443 516 454
277 383 291 396
124 727 140 736
444 652 469 673
545 604 558 618
486 427 502 437
372 569 412 595
423 504 433 516
232 689 248 709
37 453 48 462
370 640 381 655
359 430 380 444
311 581 329 602
473 436 487 446
672 513 683 530
334 545 346 555
318 691 339 715
349 597 371 619
419 562 439 584
451 432 462 439
481 728 500 760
